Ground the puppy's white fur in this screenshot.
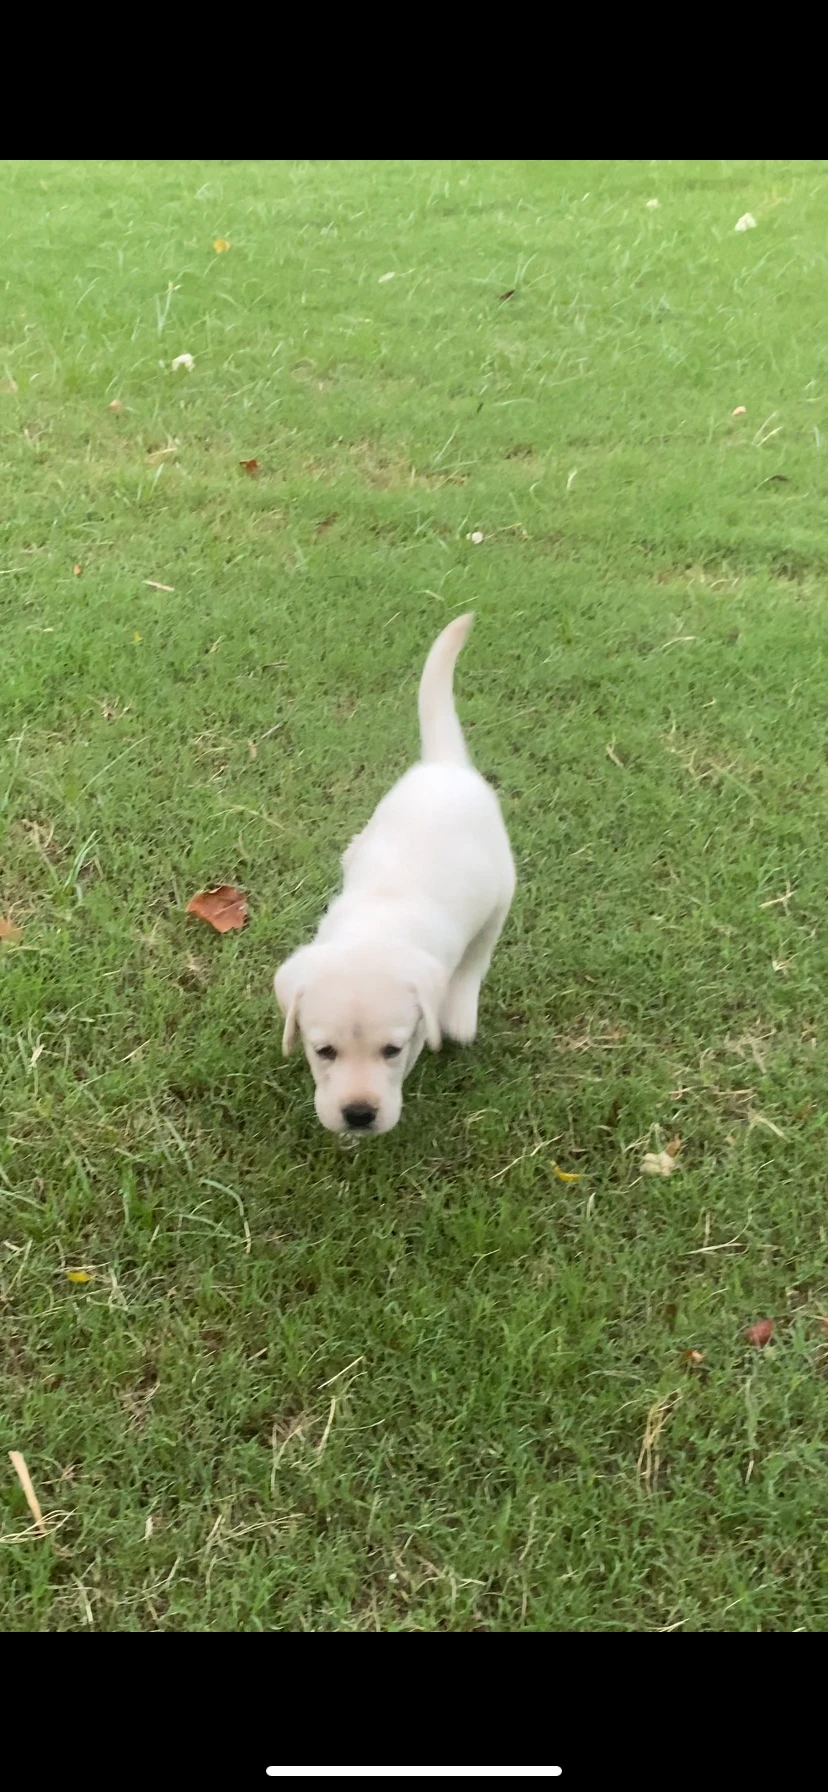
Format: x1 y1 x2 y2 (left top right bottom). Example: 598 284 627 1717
274 614 515 1133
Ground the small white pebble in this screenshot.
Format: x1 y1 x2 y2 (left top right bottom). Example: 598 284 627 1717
467 531 484 544
171 353 195 372
734 213 756 232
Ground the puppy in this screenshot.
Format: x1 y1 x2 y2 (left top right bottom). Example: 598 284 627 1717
274 613 515 1134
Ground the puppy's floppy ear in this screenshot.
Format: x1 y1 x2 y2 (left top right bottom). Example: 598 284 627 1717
274 945 317 1056
408 951 447 1052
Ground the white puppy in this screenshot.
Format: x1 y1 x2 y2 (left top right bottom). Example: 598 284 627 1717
274 613 515 1134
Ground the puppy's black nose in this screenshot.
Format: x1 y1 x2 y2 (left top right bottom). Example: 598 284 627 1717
342 1102 377 1130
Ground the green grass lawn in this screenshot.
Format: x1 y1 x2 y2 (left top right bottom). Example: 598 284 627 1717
2 159 828 1631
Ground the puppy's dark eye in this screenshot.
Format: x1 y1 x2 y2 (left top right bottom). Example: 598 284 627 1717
382 1044 402 1060
316 1045 337 1062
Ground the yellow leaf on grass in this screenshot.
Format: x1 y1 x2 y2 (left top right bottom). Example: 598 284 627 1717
552 1163 582 1183
66 1269 93 1285
213 238 231 253
0 916 23 944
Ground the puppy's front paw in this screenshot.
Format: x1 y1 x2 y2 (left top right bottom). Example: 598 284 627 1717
441 976 480 1044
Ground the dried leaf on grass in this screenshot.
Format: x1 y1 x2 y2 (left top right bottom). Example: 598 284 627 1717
108 398 124 412
552 1163 581 1183
186 885 248 933
213 238 231 253
684 1349 704 1366
0 916 23 944
239 459 259 475
745 1319 774 1347
747 1109 786 1139
637 1392 681 1494
73 564 82 577
8 1451 47 1536
642 1150 680 1177
66 1269 93 1285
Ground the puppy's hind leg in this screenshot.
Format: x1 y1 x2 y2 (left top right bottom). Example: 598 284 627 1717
441 904 510 1044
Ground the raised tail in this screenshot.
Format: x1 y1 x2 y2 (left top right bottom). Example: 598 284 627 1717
417 612 474 766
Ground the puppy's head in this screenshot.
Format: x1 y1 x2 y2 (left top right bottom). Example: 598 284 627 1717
274 941 446 1134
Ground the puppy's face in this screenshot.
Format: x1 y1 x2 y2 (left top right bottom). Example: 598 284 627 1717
274 943 445 1134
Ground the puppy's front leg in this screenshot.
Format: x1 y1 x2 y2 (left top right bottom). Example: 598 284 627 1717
441 904 511 1044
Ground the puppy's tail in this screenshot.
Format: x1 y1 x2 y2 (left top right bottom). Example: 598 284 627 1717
418 612 474 766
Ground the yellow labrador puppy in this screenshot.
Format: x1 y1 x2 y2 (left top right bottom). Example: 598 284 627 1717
274 614 515 1134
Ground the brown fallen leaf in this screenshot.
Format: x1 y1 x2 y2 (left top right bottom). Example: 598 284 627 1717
73 564 82 577
499 289 516 302
745 1319 774 1347
684 1349 704 1365
108 399 124 412
666 1134 681 1157
0 915 23 944
239 459 259 476
186 885 248 934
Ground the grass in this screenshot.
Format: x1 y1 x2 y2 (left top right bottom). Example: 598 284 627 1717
2 158 828 1631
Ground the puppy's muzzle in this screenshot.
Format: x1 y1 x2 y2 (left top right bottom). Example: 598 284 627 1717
342 1101 377 1132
